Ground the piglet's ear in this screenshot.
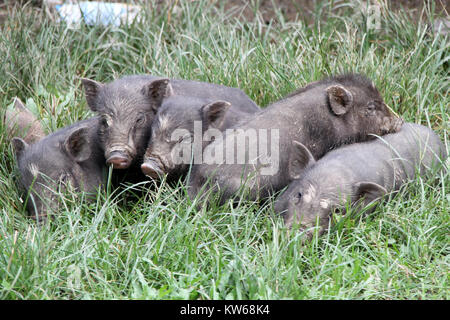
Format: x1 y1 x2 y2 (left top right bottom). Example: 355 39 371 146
354 181 387 205
201 100 231 129
63 127 91 163
14 97 27 111
288 141 316 180
326 85 353 116
81 78 103 112
141 78 173 112
11 137 29 160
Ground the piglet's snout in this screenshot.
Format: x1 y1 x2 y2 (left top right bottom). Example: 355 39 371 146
393 117 404 132
106 151 131 169
141 156 165 178
105 142 137 169
381 116 404 134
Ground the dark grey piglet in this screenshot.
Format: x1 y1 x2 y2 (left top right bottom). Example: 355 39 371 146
275 123 447 239
81 75 259 170
12 117 106 222
188 74 403 204
4 98 45 144
141 95 259 179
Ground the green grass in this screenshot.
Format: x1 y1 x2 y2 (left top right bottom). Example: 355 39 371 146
0 0 448 299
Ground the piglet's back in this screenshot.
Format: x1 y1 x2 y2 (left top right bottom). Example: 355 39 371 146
312 123 446 187
382 123 446 176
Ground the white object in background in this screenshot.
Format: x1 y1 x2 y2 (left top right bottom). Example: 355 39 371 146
55 1 141 28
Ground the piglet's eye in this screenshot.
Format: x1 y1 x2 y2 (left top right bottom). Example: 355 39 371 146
101 116 112 127
366 103 378 114
136 114 146 126
290 192 302 205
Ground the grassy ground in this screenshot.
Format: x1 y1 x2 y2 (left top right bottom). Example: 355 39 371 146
0 1 448 299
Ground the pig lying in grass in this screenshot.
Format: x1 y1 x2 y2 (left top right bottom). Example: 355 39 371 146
12 117 106 222
81 75 259 170
275 123 447 239
188 74 403 205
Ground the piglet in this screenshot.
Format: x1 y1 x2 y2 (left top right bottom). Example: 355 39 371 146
12 117 106 222
275 123 447 239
